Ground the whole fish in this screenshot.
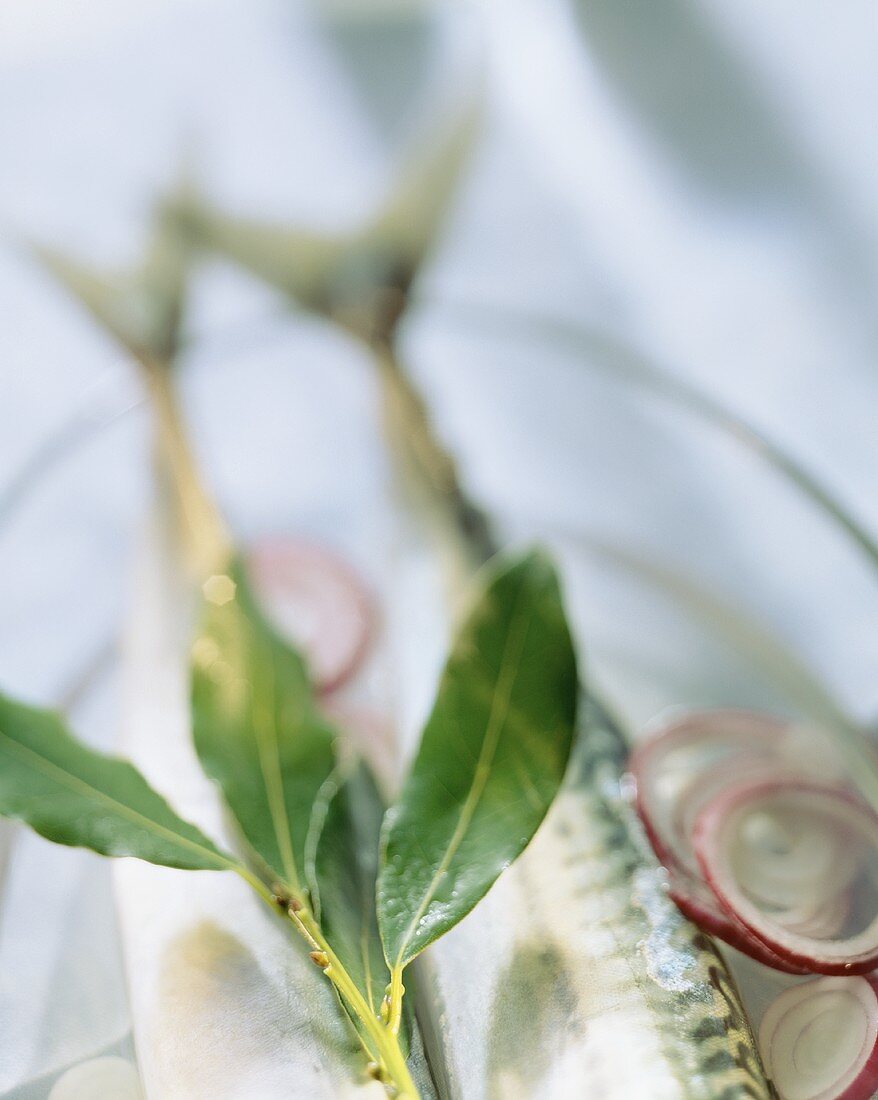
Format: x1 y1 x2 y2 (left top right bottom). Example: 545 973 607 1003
376 355 772 1100
115 510 391 1100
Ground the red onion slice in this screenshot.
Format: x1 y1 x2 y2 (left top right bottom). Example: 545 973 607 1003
695 781 878 975
758 977 878 1100
247 537 374 693
627 710 835 971
736 817 858 914
773 890 851 941
629 710 787 872
628 711 857 972
671 757 784 880
668 873 809 973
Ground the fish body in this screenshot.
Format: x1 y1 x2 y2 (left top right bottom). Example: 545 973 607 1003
521 697 771 1099
114 512 388 1100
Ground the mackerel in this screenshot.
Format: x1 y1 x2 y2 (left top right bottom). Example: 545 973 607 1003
114 507 387 1100
35 234 444 1100
377 352 773 1099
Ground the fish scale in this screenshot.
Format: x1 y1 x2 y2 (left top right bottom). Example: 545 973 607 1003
512 697 772 1099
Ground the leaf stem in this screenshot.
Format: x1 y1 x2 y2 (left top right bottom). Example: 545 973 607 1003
143 315 417 1095
236 868 419 1097
233 864 280 908
387 965 405 1037
303 912 419 1097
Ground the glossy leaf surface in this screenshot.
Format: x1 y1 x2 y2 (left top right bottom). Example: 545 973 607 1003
0 691 229 870
191 560 337 896
308 759 436 1088
377 550 579 968
308 760 389 1016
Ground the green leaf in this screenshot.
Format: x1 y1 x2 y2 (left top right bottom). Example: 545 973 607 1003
377 549 579 969
307 760 389 1019
0 691 230 870
191 559 337 896
308 760 437 1091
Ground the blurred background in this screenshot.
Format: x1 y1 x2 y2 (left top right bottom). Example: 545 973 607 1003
1 1 877 1096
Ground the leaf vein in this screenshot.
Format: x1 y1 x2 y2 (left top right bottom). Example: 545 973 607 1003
0 729 229 869
251 635 299 890
393 584 533 964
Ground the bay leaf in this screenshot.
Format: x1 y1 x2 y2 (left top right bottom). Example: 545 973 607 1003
308 760 439 1096
191 559 337 897
377 549 579 968
0 691 230 871
308 760 389 1017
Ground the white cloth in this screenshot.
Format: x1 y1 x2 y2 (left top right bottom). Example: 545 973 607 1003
1 1 877 1094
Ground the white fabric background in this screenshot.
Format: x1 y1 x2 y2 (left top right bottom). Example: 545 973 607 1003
1 0 876 1094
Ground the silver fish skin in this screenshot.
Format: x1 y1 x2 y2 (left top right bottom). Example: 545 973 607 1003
523 696 773 1100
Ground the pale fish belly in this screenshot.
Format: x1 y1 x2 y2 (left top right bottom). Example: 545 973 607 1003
505 699 772 1100
115 512 387 1100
